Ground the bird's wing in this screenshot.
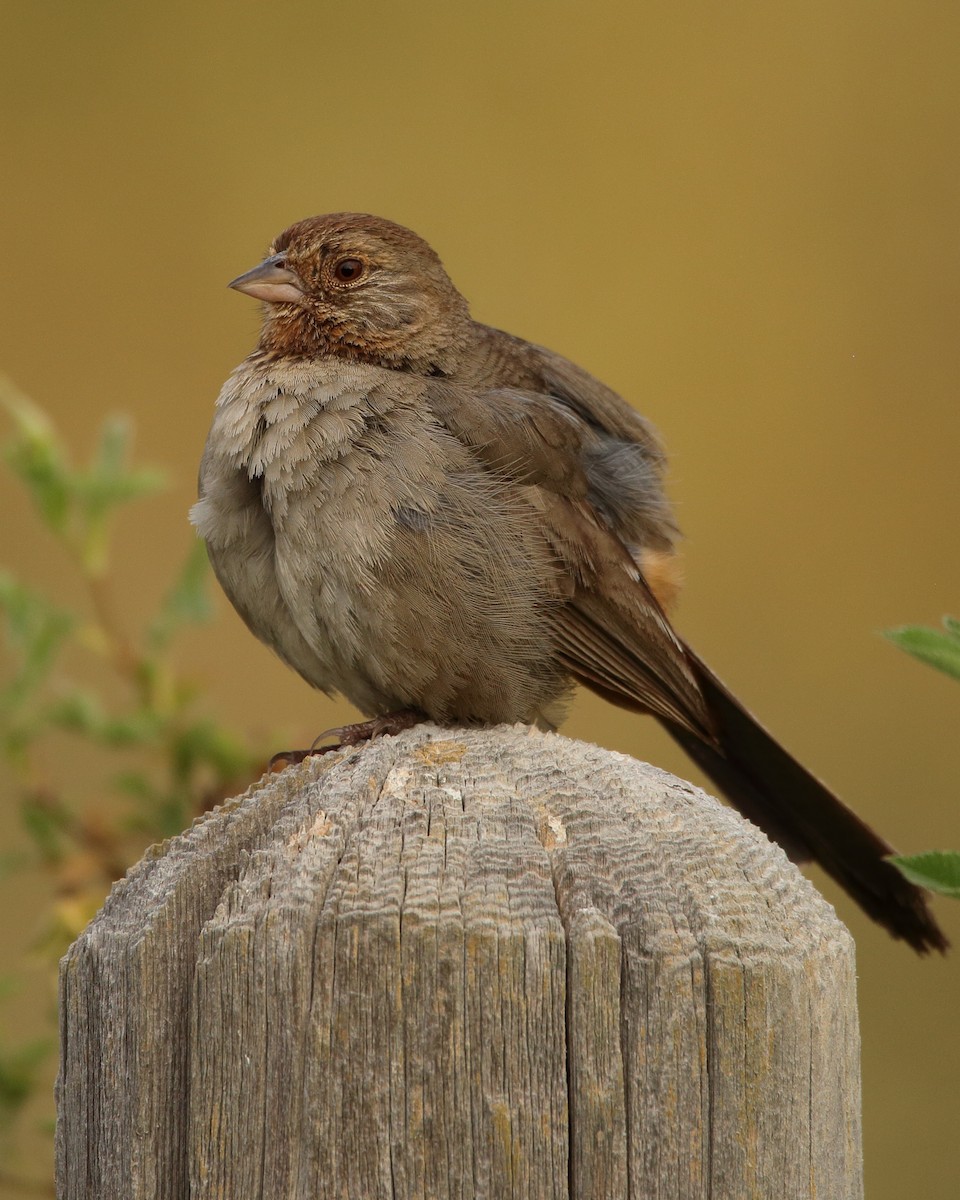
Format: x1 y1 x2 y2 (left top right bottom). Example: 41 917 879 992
424 380 714 738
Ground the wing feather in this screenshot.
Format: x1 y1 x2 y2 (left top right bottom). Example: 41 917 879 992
425 376 712 737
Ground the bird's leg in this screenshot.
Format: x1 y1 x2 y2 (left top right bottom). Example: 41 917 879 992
312 708 427 750
269 708 427 771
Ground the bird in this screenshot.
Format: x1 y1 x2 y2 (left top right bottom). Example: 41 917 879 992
191 212 946 953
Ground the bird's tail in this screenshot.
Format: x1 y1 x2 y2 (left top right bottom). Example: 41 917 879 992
663 648 948 954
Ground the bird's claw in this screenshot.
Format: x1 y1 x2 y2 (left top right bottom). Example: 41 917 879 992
269 708 426 772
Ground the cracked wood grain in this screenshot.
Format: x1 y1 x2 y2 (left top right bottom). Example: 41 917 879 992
57 724 862 1199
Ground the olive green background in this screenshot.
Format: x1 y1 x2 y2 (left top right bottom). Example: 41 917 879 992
2 2 958 1195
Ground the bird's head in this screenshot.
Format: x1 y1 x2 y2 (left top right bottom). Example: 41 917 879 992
229 213 472 375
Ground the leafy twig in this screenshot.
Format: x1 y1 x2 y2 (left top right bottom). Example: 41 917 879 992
0 378 269 1170
883 615 960 899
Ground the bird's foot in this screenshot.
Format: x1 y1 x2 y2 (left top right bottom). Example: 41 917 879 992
269 708 426 771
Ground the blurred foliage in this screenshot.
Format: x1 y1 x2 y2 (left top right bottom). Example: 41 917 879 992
0 374 954 1193
885 617 960 685
0 378 267 1194
884 617 960 900
889 851 960 899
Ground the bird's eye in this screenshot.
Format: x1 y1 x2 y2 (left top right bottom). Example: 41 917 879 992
333 258 364 283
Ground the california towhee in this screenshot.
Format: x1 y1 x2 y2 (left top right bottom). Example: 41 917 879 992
192 213 945 952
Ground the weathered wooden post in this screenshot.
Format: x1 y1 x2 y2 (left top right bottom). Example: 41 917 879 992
56 724 863 1199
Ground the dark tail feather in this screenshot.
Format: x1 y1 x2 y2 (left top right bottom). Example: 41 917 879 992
663 649 948 955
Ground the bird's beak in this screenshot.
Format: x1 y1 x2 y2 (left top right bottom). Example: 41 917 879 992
228 253 304 304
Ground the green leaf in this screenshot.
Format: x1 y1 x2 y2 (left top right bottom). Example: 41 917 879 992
94 414 131 478
0 572 73 653
0 572 75 712
113 770 162 804
0 380 72 535
43 690 108 737
888 851 960 898
147 540 212 651
0 1035 53 1125
0 718 44 762
74 419 166 573
78 416 167 510
2 387 166 576
169 718 253 782
20 794 72 863
46 691 161 746
139 792 193 838
76 462 167 516
883 620 960 682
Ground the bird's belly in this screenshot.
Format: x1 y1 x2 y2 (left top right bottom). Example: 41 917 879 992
271 483 568 723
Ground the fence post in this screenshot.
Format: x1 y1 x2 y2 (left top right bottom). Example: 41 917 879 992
57 723 863 1199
